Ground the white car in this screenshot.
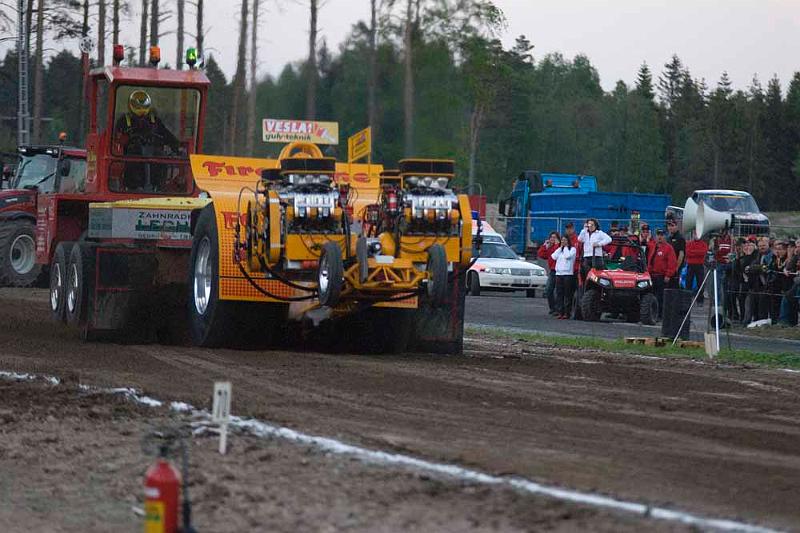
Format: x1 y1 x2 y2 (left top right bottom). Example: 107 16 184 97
468 241 547 297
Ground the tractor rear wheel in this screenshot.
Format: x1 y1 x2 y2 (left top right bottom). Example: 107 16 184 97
190 206 288 349
189 206 231 347
0 219 42 287
318 241 344 307
640 293 658 325
426 244 447 307
65 243 96 327
580 288 602 321
49 242 74 323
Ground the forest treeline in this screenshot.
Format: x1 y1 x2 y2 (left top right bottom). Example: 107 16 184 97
1 0 800 208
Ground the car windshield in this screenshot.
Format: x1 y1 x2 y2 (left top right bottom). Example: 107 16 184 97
480 234 504 244
476 243 519 260
13 153 57 190
700 194 759 213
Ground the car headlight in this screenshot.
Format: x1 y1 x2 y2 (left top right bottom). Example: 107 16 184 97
598 278 612 287
533 268 545 276
637 280 651 288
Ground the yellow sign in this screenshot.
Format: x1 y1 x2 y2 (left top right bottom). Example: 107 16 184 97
347 127 371 163
261 119 339 144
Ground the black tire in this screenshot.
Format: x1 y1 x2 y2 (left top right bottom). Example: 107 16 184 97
65 243 96 327
580 288 602 321
49 242 74 323
189 206 230 347
318 241 344 307
468 271 481 296
426 244 448 307
356 236 368 284
189 206 288 349
0 219 42 287
526 289 536 298
640 292 658 325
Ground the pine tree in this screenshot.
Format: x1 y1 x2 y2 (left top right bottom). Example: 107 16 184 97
634 62 654 102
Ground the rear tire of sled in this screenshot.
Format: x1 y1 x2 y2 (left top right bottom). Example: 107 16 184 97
49 242 74 323
65 243 95 328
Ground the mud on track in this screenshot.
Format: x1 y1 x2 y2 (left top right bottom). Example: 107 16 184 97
1 288 799 531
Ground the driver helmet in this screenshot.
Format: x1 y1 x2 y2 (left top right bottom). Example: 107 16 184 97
128 90 152 117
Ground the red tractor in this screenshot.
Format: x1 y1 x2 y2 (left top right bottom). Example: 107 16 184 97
580 237 659 325
0 145 86 287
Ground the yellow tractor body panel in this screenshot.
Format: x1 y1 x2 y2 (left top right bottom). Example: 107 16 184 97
190 154 292 302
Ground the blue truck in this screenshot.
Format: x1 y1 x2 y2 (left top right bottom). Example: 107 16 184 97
499 171 671 255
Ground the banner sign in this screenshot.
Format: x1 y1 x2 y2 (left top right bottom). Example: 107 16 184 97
262 119 339 144
347 127 371 163
89 207 192 241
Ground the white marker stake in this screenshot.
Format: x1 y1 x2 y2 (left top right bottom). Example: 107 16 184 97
212 382 232 454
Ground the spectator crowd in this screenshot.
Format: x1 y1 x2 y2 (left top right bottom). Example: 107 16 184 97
536 218 800 327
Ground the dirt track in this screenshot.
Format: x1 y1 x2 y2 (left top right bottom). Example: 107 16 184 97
2 288 800 531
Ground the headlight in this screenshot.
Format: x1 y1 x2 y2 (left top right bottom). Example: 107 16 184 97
637 280 651 288
485 267 510 275
533 268 545 276
598 278 612 287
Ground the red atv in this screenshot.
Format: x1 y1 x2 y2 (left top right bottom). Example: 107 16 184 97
580 237 659 325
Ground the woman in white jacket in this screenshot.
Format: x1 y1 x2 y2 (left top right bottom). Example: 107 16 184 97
578 218 612 277
551 236 577 319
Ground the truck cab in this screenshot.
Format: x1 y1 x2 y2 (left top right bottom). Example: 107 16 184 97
37 61 209 268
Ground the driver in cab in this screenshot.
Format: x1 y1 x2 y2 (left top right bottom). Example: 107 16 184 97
114 90 181 156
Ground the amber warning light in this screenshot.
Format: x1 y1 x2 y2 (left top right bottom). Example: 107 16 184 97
149 46 161 66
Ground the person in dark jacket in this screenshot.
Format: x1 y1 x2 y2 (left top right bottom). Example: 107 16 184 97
733 238 757 324
743 237 776 324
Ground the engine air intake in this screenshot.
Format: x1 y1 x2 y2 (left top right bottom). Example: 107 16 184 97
398 159 454 177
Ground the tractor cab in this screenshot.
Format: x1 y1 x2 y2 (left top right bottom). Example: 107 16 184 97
84 52 209 197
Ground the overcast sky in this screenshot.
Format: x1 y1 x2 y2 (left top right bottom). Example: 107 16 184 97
6 0 800 93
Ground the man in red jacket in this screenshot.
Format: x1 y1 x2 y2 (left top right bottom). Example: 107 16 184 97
538 231 560 314
649 229 678 320
684 234 709 304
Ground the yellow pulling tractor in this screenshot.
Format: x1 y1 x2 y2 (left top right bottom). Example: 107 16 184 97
78 141 473 353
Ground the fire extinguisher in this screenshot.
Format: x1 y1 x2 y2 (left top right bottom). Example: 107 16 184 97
144 445 181 533
143 433 198 533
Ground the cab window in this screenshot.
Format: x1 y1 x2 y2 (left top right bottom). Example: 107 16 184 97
111 85 200 158
58 158 87 193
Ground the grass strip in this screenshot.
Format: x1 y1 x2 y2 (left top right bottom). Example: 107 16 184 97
466 326 800 369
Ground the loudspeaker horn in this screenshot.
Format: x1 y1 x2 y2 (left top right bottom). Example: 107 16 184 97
695 201 734 239
682 197 698 233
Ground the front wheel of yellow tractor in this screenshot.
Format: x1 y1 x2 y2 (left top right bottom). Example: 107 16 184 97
317 241 344 307
426 243 448 307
